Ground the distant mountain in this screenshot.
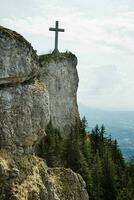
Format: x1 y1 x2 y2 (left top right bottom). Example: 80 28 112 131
79 104 134 159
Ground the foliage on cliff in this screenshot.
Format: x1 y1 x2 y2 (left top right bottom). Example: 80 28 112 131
0 150 89 200
39 51 75 64
40 118 134 200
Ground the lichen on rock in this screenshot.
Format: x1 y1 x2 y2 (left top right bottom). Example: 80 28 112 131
0 150 89 200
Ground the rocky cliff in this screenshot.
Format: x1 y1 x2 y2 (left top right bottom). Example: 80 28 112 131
0 26 89 200
39 53 80 134
0 26 50 154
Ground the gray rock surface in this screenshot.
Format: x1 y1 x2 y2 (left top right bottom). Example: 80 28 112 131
39 53 80 134
0 26 39 85
0 26 50 154
0 80 50 154
0 152 89 200
0 26 89 200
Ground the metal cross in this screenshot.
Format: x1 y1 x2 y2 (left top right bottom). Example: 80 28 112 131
49 21 65 53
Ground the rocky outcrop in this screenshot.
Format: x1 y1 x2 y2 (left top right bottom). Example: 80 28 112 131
0 26 39 85
0 151 89 200
0 26 89 200
39 53 80 134
0 26 80 153
0 26 50 154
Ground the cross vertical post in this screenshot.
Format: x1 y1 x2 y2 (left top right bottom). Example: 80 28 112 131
55 21 58 53
49 21 65 53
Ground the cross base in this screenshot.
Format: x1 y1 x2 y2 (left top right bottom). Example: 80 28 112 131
52 49 59 54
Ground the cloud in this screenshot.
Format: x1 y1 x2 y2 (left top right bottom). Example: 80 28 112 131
88 66 122 95
78 65 122 95
1 9 134 54
78 64 134 111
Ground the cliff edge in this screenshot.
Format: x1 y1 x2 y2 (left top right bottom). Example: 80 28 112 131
39 53 80 134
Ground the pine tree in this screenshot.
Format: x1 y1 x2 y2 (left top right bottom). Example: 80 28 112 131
38 118 134 200
102 153 116 200
117 188 132 200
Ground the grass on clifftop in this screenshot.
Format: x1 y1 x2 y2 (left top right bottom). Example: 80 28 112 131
39 51 76 63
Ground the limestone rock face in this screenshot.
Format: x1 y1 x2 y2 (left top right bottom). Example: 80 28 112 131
0 151 89 200
0 26 50 154
0 81 50 154
39 53 80 134
0 26 39 85
0 26 89 200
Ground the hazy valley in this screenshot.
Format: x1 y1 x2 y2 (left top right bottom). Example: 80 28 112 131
79 104 134 159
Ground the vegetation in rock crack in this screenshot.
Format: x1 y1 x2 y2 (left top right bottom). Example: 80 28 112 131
39 117 134 200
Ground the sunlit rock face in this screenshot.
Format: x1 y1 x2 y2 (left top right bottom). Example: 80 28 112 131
0 26 50 154
0 152 89 200
39 53 80 134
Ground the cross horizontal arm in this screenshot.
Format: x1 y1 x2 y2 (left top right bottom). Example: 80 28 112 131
49 28 56 31
58 28 65 32
49 28 65 32
49 21 65 53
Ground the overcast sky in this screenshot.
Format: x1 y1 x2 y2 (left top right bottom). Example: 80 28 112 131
1 0 134 111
